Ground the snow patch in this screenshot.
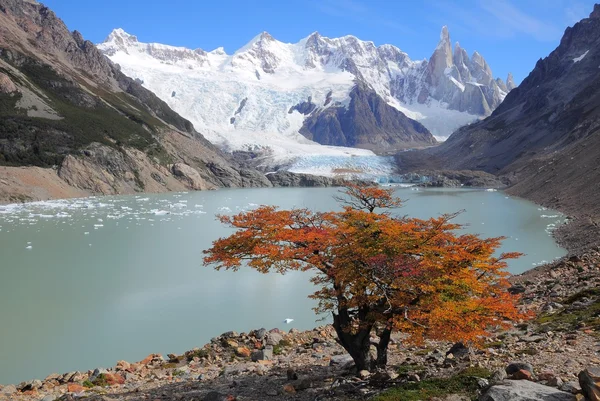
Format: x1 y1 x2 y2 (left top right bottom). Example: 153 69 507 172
573 50 589 63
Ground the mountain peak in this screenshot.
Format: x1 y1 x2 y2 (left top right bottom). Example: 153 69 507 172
440 26 450 43
105 28 138 45
506 72 516 90
591 4 600 19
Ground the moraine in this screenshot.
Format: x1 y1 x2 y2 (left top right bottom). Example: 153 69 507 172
0 187 565 384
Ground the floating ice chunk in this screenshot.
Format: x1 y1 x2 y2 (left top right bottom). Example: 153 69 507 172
84 232 90 235
25 245 32 250
485 188 497 192
153 210 170 216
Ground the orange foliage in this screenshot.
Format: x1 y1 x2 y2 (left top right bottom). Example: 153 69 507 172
204 183 527 348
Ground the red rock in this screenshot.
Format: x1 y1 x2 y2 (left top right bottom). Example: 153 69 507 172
283 384 296 394
67 383 86 393
235 347 252 358
512 369 533 380
103 373 125 386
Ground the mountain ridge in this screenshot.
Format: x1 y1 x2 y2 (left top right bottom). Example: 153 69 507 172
0 0 272 202
98 26 512 166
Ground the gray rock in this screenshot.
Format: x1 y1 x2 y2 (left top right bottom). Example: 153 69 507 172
329 354 354 366
480 380 576 401
255 328 267 340
560 381 582 394
266 332 283 346
40 395 56 401
251 346 273 361
490 369 508 384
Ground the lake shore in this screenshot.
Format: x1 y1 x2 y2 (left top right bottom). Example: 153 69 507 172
2 248 600 400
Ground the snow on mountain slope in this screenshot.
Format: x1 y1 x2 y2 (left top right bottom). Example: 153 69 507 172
98 28 511 173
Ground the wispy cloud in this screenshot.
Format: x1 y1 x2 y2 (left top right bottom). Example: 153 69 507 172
429 0 563 42
314 0 414 35
478 0 562 41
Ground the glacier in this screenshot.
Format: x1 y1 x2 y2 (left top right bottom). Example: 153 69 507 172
98 28 512 177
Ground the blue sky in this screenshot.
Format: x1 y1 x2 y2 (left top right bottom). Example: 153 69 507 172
42 0 595 84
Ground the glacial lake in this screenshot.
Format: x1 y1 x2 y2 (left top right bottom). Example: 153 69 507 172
0 186 566 384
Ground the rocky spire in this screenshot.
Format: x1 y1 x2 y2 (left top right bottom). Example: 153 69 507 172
426 26 453 87
453 41 471 82
495 77 508 92
506 72 516 90
470 51 493 86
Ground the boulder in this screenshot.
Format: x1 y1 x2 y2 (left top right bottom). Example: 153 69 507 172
329 354 354 366
266 332 283 346
579 367 600 400
251 346 273 362
506 362 534 376
480 380 576 401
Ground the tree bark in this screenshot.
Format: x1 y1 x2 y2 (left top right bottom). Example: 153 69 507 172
375 325 392 369
332 308 374 372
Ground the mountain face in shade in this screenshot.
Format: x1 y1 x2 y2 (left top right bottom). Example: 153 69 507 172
396 4 600 251
97 25 510 158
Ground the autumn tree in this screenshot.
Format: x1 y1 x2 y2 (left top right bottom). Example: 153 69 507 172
203 184 525 371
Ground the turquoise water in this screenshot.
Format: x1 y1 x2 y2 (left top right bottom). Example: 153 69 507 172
0 187 566 384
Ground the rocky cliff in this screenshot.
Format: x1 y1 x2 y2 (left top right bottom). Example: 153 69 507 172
299 83 436 152
0 0 270 202
396 4 600 252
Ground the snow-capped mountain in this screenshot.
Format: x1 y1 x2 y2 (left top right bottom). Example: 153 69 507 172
98 27 511 169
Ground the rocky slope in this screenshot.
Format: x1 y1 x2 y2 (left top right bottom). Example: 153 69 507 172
97 25 511 165
396 4 600 252
0 0 270 203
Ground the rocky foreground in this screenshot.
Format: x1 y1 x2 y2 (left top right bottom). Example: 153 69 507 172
2 249 600 400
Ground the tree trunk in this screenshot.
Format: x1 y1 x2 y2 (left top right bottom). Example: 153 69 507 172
375 325 392 369
332 309 374 372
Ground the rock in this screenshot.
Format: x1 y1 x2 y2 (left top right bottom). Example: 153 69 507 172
480 380 576 401
287 368 299 380
103 372 125 385
44 373 61 382
511 369 533 381
255 328 267 340
294 378 313 391
491 369 508 384
0 385 17 395
579 367 600 400
67 383 86 393
329 354 354 366
251 346 273 361
89 368 108 382
447 342 470 359
40 395 56 401
266 332 283 346
282 384 296 394
265 388 278 396
561 381 582 394
358 370 371 379
115 360 131 371
235 347 252 358
506 362 534 376
18 379 43 391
